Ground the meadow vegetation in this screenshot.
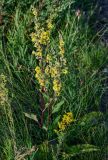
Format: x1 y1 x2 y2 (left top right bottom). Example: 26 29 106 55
0 0 108 159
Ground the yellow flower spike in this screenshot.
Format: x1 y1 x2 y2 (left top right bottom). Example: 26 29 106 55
31 8 68 94
55 112 74 133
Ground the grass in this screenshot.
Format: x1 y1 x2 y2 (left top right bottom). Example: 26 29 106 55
0 0 108 159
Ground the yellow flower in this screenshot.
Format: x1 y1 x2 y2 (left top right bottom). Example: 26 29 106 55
47 20 53 30
35 66 41 74
58 122 65 131
34 42 38 48
31 32 37 43
62 68 68 74
32 8 38 17
35 73 39 79
55 112 74 133
32 51 36 55
45 66 50 75
53 79 58 85
50 67 58 78
32 50 42 58
36 51 42 58
46 54 52 63
38 79 45 87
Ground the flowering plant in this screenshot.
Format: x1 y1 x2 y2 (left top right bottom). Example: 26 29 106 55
28 7 68 129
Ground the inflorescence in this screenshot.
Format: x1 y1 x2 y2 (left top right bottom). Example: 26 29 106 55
31 7 68 96
54 112 74 133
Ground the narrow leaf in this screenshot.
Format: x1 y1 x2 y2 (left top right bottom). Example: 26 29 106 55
24 112 38 122
52 100 64 114
64 144 99 158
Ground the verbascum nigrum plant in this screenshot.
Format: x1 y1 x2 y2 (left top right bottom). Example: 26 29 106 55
26 7 69 131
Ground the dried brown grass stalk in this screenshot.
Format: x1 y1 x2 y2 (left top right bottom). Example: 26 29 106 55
15 146 38 160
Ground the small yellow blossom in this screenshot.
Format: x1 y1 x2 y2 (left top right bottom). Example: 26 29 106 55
47 20 53 30
45 66 50 75
35 66 46 87
32 51 36 55
35 66 41 73
62 68 68 74
32 50 42 58
31 32 37 43
34 42 38 48
46 54 52 63
36 51 42 58
50 67 58 78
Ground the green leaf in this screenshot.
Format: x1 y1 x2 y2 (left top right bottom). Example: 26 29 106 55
64 144 100 158
78 112 103 127
52 100 64 114
43 93 50 102
42 125 48 131
52 115 61 127
24 112 38 123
